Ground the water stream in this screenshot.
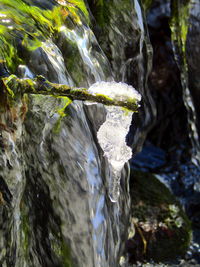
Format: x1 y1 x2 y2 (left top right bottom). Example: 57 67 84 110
0 0 199 266
0 1 139 266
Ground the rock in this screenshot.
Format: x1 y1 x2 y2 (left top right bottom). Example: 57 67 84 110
125 170 191 263
144 0 188 151
187 0 200 137
130 142 166 172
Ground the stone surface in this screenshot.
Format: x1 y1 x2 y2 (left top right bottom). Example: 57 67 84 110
125 170 191 263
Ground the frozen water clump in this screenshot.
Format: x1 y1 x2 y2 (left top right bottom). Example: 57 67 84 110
88 81 141 103
97 107 133 171
88 82 141 202
97 106 133 202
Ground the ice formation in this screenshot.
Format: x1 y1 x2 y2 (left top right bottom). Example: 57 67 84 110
88 81 141 103
88 81 141 202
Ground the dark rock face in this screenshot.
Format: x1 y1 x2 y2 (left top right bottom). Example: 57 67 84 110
187 1 200 138
125 1 200 265
22 98 109 267
23 0 56 9
144 0 189 151
0 62 10 78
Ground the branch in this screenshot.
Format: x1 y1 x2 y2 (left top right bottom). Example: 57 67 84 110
1 74 140 111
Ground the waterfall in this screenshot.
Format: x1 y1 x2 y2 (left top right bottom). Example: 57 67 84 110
0 0 155 266
20 28 122 267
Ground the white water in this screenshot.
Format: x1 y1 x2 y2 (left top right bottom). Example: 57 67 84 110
61 25 112 85
29 35 113 266
41 40 74 86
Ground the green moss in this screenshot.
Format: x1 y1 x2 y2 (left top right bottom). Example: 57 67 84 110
87 0 141 80
56 97 72 117
50 232 73 267
52 97 72 134
95 93 113 101
67 0 89 24
141 0 154 12
170 0 190 65
130 170 192 261
0 0 89 72
20 202 30 260
87 0 109 28
61 241 73 267
57 38 86 86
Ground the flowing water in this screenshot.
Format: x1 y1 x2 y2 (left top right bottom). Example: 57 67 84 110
0 0 148 266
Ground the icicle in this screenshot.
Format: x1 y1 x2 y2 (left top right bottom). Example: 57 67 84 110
88 81 141 202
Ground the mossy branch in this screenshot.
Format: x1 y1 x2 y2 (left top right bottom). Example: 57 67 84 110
1 75 140 111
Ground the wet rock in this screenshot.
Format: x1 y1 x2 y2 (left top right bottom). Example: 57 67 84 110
187 0 200 138
143 0 189 151
185 192 200 229
22 0 56 9
125 170 191 263
0 61 10 78
130 142 166 172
